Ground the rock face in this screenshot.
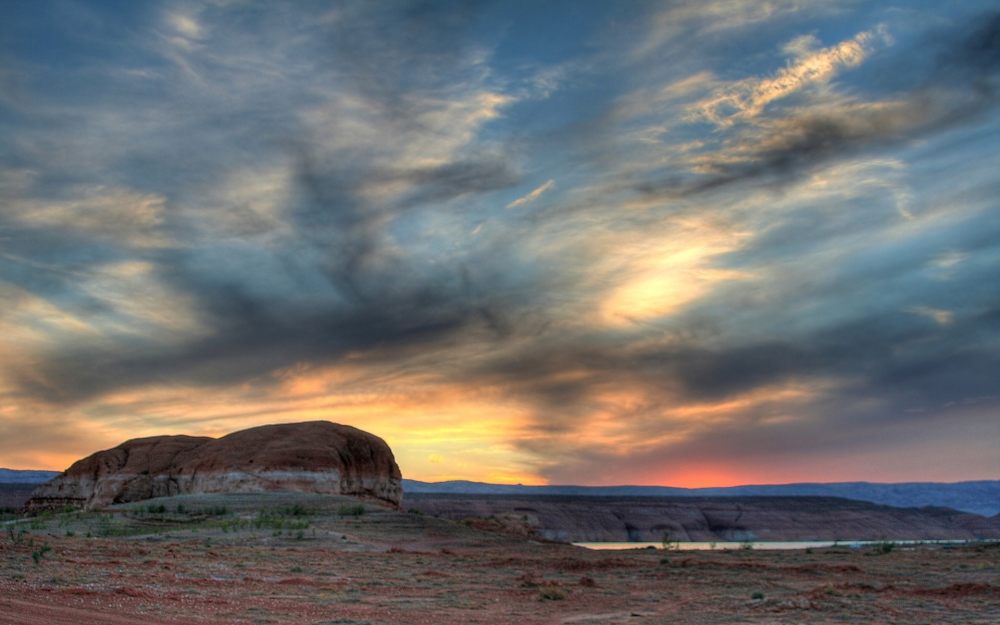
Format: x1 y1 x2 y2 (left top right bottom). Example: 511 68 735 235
26 422 402 511
405 494 1000 542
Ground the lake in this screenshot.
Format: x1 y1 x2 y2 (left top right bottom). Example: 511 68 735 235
572 539 975 551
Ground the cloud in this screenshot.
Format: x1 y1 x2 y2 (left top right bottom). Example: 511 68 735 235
631 0 809 61
167 12 204 41
0 2 998 485
4 184 170 248
908 306 954 326
507 179 555 208
693 27 890 127
621 11 1000 201
0 410 113 469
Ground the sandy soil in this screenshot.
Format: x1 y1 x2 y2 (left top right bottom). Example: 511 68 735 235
1 493 998 625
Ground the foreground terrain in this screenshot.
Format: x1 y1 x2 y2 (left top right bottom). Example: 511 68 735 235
1 493 998 625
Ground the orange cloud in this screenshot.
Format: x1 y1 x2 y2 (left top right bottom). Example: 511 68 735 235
14 362 545 484
596 217 753 326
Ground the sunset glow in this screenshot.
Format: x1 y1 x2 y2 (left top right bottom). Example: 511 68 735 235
1 2 998 486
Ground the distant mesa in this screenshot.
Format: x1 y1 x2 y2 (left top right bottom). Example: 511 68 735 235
26 421 402 511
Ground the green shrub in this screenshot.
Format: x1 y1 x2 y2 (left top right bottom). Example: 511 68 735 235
281 504 309 516
338 503 366 517
31 544 52 565
252 510 309 531
7 525 24 545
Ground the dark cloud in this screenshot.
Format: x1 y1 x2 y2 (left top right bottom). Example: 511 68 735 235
475 305 1000 480
535 395 1000 485
936 11 1000 79
0 2 521 404
386 160 519 206
323 0 494 126
636 11 1000 200
458 188 1000 465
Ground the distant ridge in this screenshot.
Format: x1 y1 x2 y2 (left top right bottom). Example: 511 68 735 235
6 468 997 516
0 468 60 484
402 479 1000 517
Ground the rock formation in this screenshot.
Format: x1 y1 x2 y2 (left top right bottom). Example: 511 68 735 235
405 494 1000 542
26 421 402 511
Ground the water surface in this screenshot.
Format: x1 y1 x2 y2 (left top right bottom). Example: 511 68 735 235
573 540 974 551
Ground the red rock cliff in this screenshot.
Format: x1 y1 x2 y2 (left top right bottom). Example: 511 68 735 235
26 421 402 510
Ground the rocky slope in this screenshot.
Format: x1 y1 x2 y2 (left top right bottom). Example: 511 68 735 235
405 494 1000 542
403 479 1000 516
0 483 37 509
26 421 402 511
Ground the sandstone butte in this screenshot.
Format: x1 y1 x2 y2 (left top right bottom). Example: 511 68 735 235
26 421 402 511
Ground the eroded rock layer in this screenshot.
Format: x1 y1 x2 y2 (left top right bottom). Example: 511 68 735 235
27 421 402 510
404 494 1000 542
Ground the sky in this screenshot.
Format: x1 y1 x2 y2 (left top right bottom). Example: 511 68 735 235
1 1 998 486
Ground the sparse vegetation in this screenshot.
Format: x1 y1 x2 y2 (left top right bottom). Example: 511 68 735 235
661 530 679 550
256 510 310 531
281 504 309 516
7 524 25 545
0 490 994 624
538 586 566 601
871 540 897 555
31 544 52 565
0 507 21 522
338 503 366 517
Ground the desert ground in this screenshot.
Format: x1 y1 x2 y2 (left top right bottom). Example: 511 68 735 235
1 492 998 625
